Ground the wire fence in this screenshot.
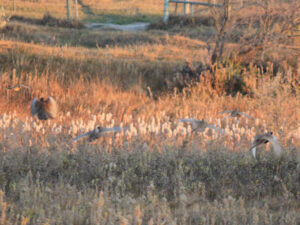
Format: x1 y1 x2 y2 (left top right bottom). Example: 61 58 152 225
166 0 266 16
0 0 295 22
0 0 77 19
0 0 164 20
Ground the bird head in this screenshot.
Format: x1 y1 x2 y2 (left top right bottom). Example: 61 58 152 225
95 126 102 133
266 131 273 139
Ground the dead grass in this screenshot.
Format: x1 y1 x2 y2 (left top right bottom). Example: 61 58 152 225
1 0 163 23
9 14 84 28
0 1 299 224
1 0 80 19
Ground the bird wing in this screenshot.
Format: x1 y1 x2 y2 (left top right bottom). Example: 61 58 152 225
249 138 266 152
220 110 232 114
30 98 38 116
19 85 30 89
179 118 198 124
238 112 253 119
72 131 92 142
206 124 226 134
100 127 124 133
7 86 16 90
7 85 30 90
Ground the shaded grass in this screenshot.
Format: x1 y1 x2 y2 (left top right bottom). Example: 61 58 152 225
83 12 162 24
1 144 299 200
0 143 299 224
0 22 166 48
10 14 84 29
0 38 209 94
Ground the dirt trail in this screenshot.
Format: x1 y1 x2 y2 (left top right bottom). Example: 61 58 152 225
76 0 150 31
84 22 150 31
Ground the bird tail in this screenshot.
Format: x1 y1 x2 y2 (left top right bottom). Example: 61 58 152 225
72 132 90 142
31 98 39 116
206 124 226 134
249 146 257 158
239 112 254 119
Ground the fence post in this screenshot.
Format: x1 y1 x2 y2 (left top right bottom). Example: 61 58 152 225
190 3 193 16
66 0 70 20
13 0 16 11
183 1 187 15
163 0 169 22
74 0 78 20
69 0 73 19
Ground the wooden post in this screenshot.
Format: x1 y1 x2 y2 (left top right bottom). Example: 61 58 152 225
190 3 193 16
69 0 73 19
13 0 16 11
74 0 78 20
183 1 187 15
66 0 71 20
163 0 169 22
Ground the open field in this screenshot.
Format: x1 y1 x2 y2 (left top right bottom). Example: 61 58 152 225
0 0 300 224
0 0 163 23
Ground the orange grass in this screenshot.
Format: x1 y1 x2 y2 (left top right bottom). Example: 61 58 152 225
0 59 299 151
0 2 299 224
1 0 84 19
80 0 163 16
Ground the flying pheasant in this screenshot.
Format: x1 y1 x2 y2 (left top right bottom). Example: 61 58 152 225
31 96 58 120
249 132 283 158
72 126 125 142
179 118 225 134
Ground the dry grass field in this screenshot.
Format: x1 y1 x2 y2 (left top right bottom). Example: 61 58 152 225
0 0 300 224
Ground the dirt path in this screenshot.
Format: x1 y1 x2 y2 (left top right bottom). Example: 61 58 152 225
84 22 150 31
76 0 150 31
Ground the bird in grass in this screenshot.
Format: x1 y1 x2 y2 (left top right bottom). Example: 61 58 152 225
31 96 58 120
249 132 283 158
72 126 125 142
7 85 31 92
179 118 225 134
221 109 253 119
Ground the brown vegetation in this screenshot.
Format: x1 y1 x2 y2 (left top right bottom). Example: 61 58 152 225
10 13 84 29
0 0 299 224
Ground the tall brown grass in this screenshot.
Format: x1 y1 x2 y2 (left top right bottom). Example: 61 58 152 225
0 1 299 224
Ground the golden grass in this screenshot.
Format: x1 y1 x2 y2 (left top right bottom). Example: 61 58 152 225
81 0 164 16
0 2 299 223
1 0 164 23
0 37 208 63
0 49 299 151
1 0 82 19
